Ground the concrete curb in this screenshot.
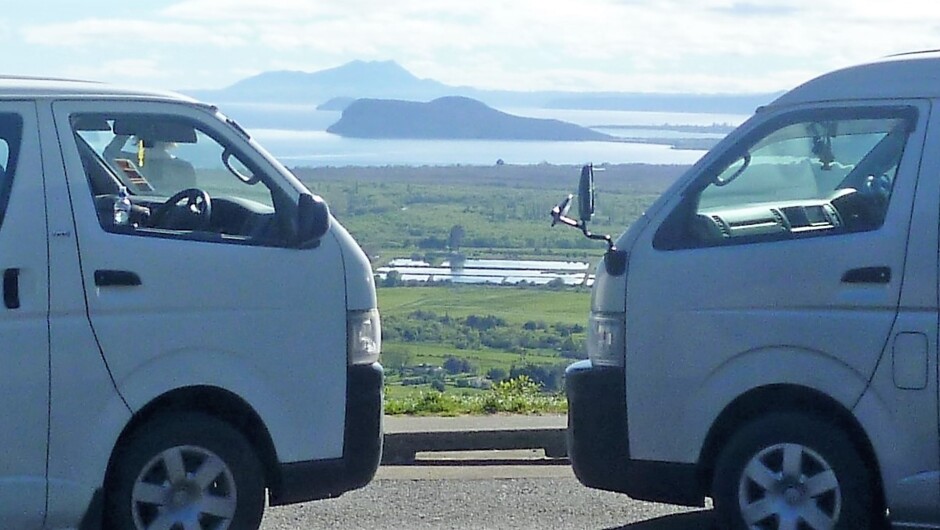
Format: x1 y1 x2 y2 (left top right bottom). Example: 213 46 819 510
382 416 568 464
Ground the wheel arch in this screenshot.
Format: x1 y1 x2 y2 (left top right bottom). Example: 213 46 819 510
104 385 282 491
697 384 885 510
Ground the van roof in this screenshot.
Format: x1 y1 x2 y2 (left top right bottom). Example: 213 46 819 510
771 50 940 108
0 76 198 103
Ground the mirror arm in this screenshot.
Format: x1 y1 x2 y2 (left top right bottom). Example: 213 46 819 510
580 223 615 252
551 213 580 228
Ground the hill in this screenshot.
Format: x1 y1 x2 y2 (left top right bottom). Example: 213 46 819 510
185 60 779 114
191 60 451 103
326 96 613 141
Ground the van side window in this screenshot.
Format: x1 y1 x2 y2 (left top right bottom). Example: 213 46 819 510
655 108 915 250
0 114 23 231
70 113 290 246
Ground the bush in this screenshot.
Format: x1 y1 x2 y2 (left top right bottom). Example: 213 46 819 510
486 367 508 383
443 355 475 375
384 375 567 416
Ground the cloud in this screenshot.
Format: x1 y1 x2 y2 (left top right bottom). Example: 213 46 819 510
61 58 169 83
11 0 940 92
21 18 245 47
710 3 800 16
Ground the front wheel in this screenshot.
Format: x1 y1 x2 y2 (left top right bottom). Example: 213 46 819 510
105 412 266 530
712 412 877 530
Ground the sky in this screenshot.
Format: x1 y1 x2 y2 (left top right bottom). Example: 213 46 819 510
5 0 940 95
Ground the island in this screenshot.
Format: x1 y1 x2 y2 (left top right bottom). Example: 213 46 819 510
326 96 614 141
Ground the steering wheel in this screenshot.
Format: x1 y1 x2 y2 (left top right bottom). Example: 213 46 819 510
149 188 212 230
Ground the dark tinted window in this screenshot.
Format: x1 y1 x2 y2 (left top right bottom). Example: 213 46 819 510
0 114 24 230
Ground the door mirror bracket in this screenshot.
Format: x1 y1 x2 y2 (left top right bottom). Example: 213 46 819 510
550 165 625 276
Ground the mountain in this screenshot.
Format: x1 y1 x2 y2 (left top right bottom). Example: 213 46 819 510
185 60 779 115
190 60 452 103
327 96 613 141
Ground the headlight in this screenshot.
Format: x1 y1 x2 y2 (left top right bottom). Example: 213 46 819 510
348 309 381 365
587 312 625 367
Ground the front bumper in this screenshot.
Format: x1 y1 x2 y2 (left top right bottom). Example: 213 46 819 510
566 360 703 507
270 362 384 505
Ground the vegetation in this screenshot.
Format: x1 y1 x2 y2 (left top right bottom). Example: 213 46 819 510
289 163 683 414
294 163 682 264
384 375 567 416
377 285 587 412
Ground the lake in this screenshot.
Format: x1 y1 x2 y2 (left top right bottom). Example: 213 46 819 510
222 103 749 168
376 258 595 286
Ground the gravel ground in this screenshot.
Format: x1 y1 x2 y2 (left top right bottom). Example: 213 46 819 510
260 476 714 530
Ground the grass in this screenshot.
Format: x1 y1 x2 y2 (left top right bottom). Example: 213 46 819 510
378 284 587 414
378 285 591 327
384 342 564 373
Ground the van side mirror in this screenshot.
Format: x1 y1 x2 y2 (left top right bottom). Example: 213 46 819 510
296 193 331 247
549 164 614 253
578 164 595 222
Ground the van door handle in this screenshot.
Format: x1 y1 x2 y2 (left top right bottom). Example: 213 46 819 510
94 269 142 287
841 266 891 284
3 268 19 309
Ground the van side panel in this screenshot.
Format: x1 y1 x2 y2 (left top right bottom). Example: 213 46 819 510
854 99 940 526
0 101 51 529
37 100 134 526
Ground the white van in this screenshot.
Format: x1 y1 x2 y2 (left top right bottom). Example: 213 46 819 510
0 78 383 529
555 51 940 529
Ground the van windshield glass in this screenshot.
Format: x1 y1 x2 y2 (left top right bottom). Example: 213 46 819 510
73 115 273 209
699 116 909 211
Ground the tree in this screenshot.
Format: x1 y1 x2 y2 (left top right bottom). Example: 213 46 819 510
383 348 413 374
443 355 474 375
382 270 402 287
486 367 508 383
447 224 465 251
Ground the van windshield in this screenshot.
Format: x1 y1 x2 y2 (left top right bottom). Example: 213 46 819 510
699 115 910 211
73 115 274 209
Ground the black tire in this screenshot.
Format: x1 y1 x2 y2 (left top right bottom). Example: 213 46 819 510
105 412 266 530
712 412 876 530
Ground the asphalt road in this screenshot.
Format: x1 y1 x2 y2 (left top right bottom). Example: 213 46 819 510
259 454 715 530
260 415 715 529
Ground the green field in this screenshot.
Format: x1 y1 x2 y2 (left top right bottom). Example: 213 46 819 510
377 284 591 398
378 285 591 326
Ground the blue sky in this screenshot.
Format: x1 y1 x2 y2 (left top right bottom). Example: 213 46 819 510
5 0 940 94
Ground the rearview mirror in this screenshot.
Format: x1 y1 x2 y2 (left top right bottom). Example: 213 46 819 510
112 119 198 144
296 193 331 247
578 164 594 222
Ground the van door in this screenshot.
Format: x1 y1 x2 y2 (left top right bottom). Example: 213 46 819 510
0 104 50 528
624 102 926 464
52 101 348 463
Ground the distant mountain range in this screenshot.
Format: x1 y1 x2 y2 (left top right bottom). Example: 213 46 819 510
185 60 782 114
327 96 613 141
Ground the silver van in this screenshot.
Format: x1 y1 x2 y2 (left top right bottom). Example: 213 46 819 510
0 77 382 529
555 51 940 529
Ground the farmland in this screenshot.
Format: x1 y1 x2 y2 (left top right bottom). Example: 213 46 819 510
293 163 682 401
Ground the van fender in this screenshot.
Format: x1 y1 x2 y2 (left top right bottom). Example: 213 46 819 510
112 347 303 461
634 346 870 464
